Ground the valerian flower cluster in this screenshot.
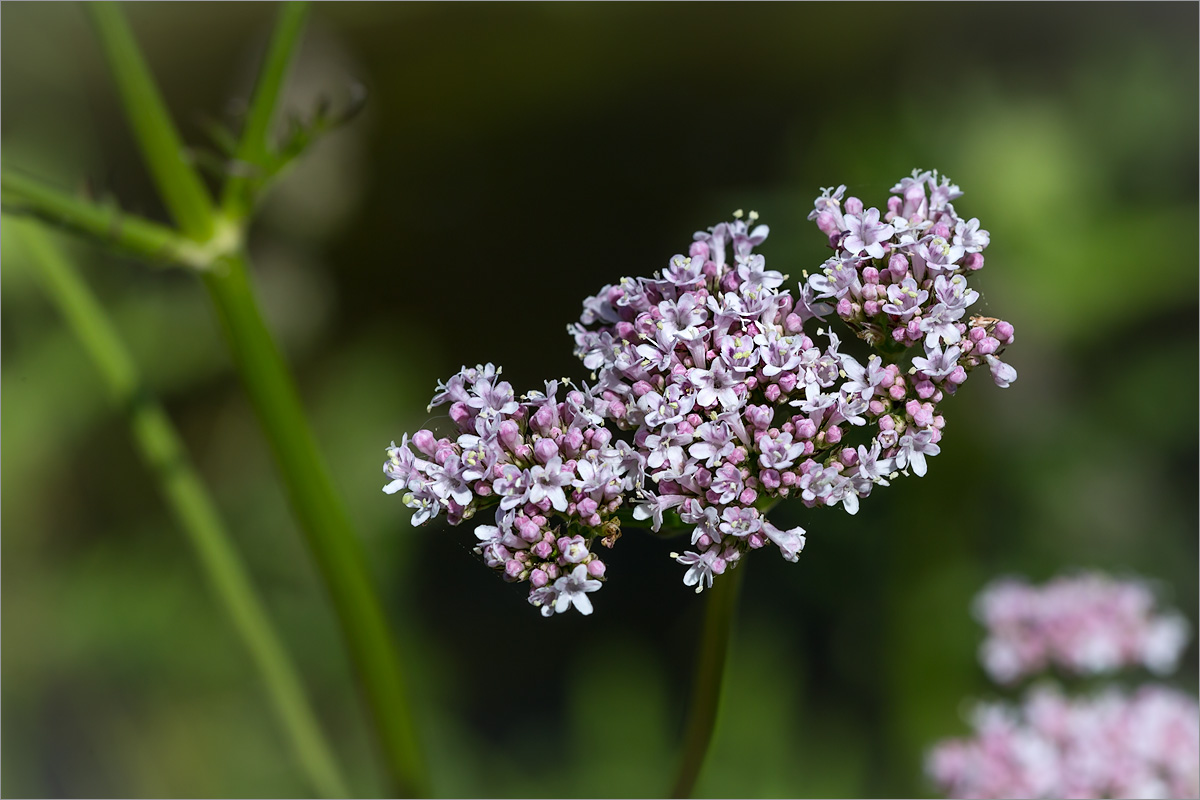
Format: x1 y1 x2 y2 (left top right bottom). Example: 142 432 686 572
928 574 1199 799
384 170 1017 617
975 572 1191 684
929 685 1199 799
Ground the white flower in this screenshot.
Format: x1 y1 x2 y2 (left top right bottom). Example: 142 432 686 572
553 565 602 615
674 549 722 593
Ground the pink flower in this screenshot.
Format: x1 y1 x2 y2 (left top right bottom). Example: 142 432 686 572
975 573 1191 683
842 207 895 259
928 686 1199 800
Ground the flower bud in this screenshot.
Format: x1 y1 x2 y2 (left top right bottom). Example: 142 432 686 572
412 429 438 456
449 402 472 426
557 535 589 564
531 404 557 434
562 427 585 455
533 438 559 464
497 419 522 452
746 404 774 430
433 443 455 466
816 211 840 238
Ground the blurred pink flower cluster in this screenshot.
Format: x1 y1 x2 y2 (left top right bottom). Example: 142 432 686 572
929 685 1199 799
976 572 1191 684
928 573 1199 799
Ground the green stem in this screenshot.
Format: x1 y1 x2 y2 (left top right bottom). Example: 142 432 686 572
87 2 215 241
82 4 429 791
87 3 216 241
14 220 350 799
202 252 429 797
0 168 210 268
85 5 429 792
670 561 747 799
221 1 309 220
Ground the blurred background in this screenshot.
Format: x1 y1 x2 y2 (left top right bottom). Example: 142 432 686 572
2 2 1197 797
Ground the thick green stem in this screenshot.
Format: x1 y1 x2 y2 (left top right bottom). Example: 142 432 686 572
87 2 215 241
15 220 350 799
1 168 201 267
221 1 309 219
202 252 429 797
670 562 747 799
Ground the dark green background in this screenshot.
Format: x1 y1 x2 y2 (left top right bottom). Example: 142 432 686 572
3 3 1197 796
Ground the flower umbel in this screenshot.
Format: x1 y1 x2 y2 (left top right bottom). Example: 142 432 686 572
386 170 1016 616
384 368 637 616
976 572 1191 683
928 573 1199 799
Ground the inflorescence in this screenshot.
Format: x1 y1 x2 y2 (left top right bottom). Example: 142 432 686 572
928 573 1198 799
929 684 1199 799
975 572 1191 684
384 170 1017 617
